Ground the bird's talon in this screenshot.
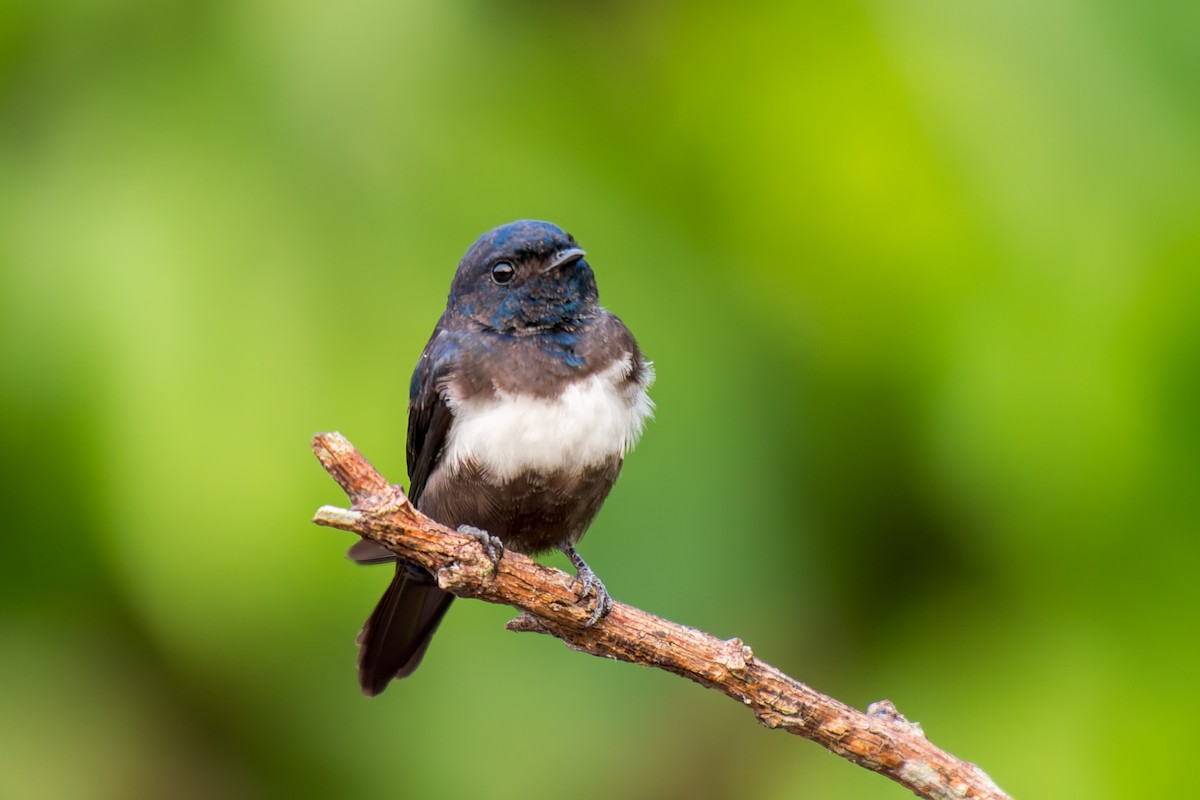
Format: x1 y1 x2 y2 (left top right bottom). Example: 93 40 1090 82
573 565 611 628
561 546 612 628
582 590 611 628
458 525 504 575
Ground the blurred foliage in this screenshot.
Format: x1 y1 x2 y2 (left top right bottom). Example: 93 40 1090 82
2 1 1198 798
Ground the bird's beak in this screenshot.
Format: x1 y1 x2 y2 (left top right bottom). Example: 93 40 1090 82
542 247 587 273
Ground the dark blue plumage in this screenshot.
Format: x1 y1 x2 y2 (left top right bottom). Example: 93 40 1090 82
349 220 653 695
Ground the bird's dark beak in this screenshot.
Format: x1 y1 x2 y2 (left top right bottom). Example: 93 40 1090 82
542 247 587 273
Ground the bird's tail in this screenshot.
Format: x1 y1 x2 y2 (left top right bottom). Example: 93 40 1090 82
352 546 454 695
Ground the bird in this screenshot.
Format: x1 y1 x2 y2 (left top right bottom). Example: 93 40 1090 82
348 219 654 696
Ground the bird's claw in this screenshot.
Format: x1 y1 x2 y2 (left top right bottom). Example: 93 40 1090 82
573 563 613 628
458 525 504 576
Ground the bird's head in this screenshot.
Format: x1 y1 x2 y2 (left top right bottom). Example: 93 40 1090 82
447 220 599 333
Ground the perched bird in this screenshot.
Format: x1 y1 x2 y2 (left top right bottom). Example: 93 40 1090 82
349 220 654 696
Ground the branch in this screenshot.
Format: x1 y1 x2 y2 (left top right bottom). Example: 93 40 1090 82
311 432 1011 800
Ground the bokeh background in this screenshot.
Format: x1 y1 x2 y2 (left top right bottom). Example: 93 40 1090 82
2 1 1197 798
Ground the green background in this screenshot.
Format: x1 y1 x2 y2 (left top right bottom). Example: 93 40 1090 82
2 2 1197 798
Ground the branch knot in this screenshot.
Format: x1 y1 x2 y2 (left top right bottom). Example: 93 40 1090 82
868 700 926 739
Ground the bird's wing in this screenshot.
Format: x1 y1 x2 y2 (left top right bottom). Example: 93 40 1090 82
406 327 460 506
345 327 460 566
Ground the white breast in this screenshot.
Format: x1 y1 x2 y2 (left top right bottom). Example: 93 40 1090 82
442 353 654 482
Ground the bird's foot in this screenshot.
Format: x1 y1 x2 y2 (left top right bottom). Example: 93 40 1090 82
458 525 504 576
562 545 613 628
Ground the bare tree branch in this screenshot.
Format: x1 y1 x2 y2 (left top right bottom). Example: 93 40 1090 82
311 431 1011 800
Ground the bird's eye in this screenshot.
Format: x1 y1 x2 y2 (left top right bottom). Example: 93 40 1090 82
491 261 515 284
